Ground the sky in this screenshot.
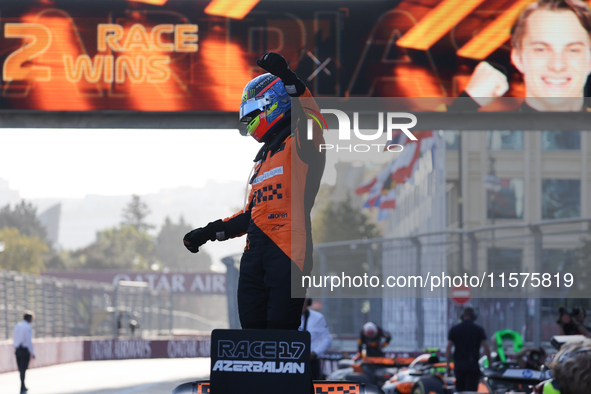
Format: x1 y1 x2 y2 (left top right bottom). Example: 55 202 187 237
0 128 262 199
0 127 390 200
0 127 394 267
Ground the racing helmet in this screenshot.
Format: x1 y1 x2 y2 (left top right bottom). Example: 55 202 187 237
363 322 378 338
239 73 291 142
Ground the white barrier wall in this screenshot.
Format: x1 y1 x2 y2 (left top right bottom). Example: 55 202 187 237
0 338 84 373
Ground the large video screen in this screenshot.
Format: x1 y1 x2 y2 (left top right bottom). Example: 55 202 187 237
1 0 590 112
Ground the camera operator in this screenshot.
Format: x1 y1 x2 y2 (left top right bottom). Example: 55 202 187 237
557 307 591 338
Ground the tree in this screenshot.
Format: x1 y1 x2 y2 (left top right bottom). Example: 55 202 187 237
0 227 48 274
121 195 154 232
0 201 48 243
69 224 154 270
311 192 382 290
312 193 381 244
311 193 383 318
154 216 212 271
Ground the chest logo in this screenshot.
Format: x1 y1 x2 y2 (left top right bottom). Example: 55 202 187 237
253 166 283 185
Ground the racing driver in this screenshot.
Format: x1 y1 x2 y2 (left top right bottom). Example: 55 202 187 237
183 52 325 331
358 322 391 357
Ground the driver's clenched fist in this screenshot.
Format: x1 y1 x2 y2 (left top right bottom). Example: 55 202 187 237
464 61 509 107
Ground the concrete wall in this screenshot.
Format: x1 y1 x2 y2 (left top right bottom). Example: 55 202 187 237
0 338 84 373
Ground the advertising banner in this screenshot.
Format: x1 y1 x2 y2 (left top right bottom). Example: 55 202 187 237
42 270 226 294
3 0 574 112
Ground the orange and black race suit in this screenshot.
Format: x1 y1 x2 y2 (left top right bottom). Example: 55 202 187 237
358 327 391 357
220 89 325 329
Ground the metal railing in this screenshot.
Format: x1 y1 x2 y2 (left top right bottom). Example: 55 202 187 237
310 217 591 348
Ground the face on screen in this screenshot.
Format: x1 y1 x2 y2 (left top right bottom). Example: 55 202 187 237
511 9 591 99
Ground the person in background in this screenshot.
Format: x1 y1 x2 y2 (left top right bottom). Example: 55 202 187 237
357 322 391 358
558 306 591 338
13 310 35 393
300 298 332 380
446 307 491 392
533 338 591 394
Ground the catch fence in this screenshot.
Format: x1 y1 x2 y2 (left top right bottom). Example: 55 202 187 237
0 271 224 339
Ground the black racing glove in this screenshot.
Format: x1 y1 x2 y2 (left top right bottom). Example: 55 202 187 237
257 52 306 97
183 219 226 253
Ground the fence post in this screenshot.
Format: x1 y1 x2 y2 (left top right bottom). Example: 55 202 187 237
367 245 381 326
60 282 67 337
13 275 19 326
52 281 57 337
468 232 480 310
169 288 174 335
157 292 162 335
113 284 119 338
88 286 94 337
73 283 80 337
411 237 424 350
3 274 9 339
23 275 28 311
317 248 335 335
148 290 154 335
529 224 543 347
141 287 147 337
41 279 47 338
222 255 241 329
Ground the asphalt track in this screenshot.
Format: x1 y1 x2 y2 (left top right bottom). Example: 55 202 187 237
0 358 210 394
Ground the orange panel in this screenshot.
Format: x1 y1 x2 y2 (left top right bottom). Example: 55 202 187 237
457 0 535 60
397 0 486 50
127 0 168 5
199 37 254 111
107 16 190 111
18 10 95 111
205 0 260 20
313 382 360 394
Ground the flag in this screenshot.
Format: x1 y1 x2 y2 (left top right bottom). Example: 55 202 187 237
358 131 435 211
390 141 419 184
362 160 396 207
391 131 434 184
355 177 377 195
384 130 408 150
380 188 397 209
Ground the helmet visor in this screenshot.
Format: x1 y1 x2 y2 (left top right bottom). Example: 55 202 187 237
239 97 271 123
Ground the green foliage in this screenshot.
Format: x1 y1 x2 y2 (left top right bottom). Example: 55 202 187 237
312 193 381 244
154 216 212 271
121 194 154 231
311 193 382 289
0 227 48 274
0 201 48 243
69 224 154 270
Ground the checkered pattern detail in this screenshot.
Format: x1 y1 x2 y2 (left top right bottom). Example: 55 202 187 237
314 383 360 394
255 184 283 205
199 382 358 394
270 183 283 200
